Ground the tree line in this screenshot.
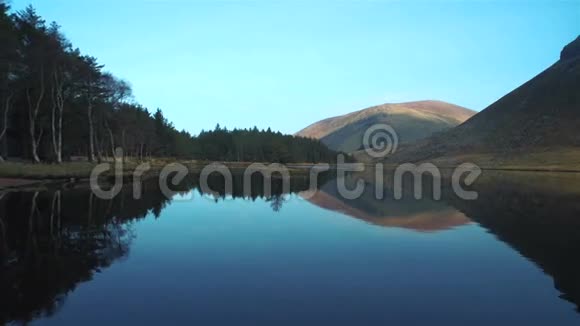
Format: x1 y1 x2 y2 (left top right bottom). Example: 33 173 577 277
193 125 342 163
0 4 340 164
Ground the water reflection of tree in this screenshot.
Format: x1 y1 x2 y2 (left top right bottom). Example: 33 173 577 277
267 195 287 212
0 172 329 323
0 180 172 324
196 172 329 212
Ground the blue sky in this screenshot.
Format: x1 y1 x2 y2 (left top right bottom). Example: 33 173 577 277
10 0 579 135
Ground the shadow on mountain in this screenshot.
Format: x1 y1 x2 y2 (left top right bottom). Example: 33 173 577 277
387 36 580 167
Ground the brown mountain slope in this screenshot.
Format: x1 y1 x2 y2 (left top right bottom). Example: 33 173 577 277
296 100 475 153
386 36 580 168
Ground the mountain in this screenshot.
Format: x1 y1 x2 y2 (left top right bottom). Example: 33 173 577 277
386 36 580 168
296 101 475 153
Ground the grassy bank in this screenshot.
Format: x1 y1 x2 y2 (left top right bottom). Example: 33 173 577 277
0 161 154 180
424 148 580 172
0 160 319 185
0 162 104 179
371 147 580 173
3 150 580 182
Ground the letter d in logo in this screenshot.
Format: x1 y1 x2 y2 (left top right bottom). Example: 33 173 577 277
90 147 124 199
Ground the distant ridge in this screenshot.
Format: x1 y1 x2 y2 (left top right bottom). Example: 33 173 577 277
387 36 580 168
296 100 475 153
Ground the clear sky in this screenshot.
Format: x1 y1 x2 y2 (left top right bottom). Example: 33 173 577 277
9 0 580 135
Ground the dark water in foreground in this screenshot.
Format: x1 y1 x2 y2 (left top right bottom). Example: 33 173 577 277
1 172 580 325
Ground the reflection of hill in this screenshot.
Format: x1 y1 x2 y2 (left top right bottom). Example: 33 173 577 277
2 171 579 323
309 171 580 311
303 178 470 232
442 174 580 312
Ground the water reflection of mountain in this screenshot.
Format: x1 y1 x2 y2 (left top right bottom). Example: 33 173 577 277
442 172 580 312
302 176 470 232
1 171 579 323
304 171 580 311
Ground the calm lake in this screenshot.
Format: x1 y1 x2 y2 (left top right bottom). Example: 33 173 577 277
1 171 580 325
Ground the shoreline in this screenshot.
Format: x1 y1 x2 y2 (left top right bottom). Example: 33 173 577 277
0 161 319 191
376 164 580 174
2 160 580 191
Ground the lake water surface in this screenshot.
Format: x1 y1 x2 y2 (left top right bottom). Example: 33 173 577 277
1 172 580 325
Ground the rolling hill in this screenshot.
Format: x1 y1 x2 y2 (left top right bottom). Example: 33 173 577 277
296 101 475 153
386 36 580 169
